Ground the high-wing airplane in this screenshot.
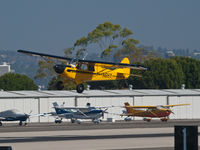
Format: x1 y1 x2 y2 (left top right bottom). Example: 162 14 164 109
49 102 108 124
0 109 44 126
121 102 190 122
17 49 147 93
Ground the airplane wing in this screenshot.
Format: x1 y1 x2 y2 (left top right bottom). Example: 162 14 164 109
29 113 46 118
56 106 90 110
125 104 190 108
17 49 147 70
125 106 157 108
0 117 6 120
76 109 89 117
162 104 190 108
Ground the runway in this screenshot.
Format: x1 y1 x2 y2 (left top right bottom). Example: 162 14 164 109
0 120 199 150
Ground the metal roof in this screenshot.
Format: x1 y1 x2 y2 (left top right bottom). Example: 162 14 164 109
0 89 200 99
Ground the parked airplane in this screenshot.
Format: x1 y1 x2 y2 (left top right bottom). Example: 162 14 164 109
49 102 108 124
17 49 146 93
121 102 190 122
0 109 44 126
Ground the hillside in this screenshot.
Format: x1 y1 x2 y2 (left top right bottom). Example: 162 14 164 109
0 50 48 88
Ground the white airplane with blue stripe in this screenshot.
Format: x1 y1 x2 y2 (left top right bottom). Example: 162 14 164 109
51 102 108 124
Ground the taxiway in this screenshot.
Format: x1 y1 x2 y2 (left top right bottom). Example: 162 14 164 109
0 120 199 150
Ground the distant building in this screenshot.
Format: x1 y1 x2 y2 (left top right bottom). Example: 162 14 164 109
165 51 175 57
0 62 10 76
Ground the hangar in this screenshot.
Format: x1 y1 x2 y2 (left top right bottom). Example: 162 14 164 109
0 89 199 122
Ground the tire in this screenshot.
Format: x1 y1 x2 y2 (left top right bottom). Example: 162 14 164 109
19 121 23 126
71 119 75 123
76 84 84 93
0 122 2 126
56 81 64 90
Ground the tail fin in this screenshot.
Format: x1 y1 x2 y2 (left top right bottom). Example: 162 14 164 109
52 102 59 107
52 102 70 114
124 102 134 114
121 57 130 64
119 57 130 78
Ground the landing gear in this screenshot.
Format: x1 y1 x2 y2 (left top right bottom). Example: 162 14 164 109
56 81 64 90
93 119 100 124
143 118 152 122
55 118 62 124
19 121 23 126
71 119 76 123
0 121 2 126
160 117 168 122
76 84 84 93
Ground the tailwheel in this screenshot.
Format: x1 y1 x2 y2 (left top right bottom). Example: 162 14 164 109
56 81 64 90
76 84 84 93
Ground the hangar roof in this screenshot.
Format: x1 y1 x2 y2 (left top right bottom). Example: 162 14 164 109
0 89 200 99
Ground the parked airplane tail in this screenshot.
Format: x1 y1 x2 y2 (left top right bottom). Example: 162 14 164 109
52 102 71 114
119 57 130 78
124 102 134 114
52 102 59 107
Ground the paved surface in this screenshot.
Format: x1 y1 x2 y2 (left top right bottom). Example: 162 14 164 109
0 119 200 132
0 120 199 150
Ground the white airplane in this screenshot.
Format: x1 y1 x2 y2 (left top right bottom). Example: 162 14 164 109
49 102 109 124
0 109 44 126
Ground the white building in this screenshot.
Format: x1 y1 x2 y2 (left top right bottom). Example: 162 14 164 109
0 89 199 122
0 62 10 76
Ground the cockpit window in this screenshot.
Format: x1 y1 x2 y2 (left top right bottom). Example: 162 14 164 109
76 63 95 71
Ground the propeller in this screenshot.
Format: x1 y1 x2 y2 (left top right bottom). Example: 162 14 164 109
101 108 108 119
24 110 33 122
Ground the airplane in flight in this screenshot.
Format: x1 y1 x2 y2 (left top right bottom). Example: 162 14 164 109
121 102 190 122
0 109 44 126
17 49 146 93
49 102 108 124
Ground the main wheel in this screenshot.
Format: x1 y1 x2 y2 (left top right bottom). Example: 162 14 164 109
0 122 2 126
71 119 75 123
19 121 23 126
76 84 84 93
56 81 64 90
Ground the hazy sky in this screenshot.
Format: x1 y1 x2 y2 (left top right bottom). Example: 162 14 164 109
0 0 199 54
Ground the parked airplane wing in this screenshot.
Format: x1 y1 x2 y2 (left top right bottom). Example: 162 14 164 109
0 117 6 120
125 104 190 108
162 104 190 108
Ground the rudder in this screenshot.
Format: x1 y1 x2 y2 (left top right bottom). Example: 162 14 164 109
119 57 130 78
124 102 134 114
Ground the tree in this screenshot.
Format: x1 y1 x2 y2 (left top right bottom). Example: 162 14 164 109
128 58 185 89
74 21 139 60
0 73 38 91
48 76 76 90
172 57 200 88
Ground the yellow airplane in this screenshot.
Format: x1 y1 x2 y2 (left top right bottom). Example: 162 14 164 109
17 50 146 93
121 102 190 122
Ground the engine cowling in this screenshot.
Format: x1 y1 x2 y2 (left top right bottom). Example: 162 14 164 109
53 64 66 74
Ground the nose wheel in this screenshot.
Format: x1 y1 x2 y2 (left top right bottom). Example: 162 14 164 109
76 84 84 93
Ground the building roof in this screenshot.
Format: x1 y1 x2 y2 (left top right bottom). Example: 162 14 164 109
0 89 200 99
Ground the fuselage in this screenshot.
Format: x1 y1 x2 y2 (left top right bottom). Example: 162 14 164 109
0 109 27 121
56 63 130 85
54 107 103 120
125 109 172 118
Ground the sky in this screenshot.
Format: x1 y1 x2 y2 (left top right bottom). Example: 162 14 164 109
0 0 200 55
